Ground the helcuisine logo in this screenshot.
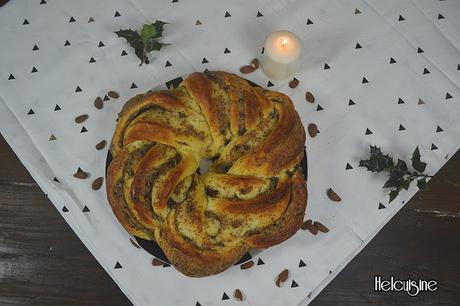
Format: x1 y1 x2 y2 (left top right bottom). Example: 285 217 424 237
374 276 438 297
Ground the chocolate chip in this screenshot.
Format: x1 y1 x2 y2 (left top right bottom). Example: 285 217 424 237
308 123 318 138
94 96 103 109
91 177 103 190
306 91 315 103
95 140 106 150
108 90 120 99
75 114 89 124
289 78 299 88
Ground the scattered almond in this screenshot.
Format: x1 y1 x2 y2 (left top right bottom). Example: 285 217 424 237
91 177 103 190
314 221 329 233
276 269 289 287
289 78 299 88
94 96 103 109
240 65 255 74
305 222 318 235
129 238 141 248
108 90 120 99
151 258 164 266
75 114 89 124
308 123 318 138
327 188 342 202
234 289 243 301
300 219 313 230
250 58 259 69
95 140 107 150
73 167 89 179
305 91 315 103
240 260 254 270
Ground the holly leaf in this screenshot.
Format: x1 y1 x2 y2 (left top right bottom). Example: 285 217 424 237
417 178 427 190
395 159 407 172
144 40 169 53
411 146 427 173
389 188 400 203
359 145 394 173
115 29 146 65
141 21 168 42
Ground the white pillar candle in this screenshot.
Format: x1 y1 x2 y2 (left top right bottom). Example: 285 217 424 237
261 30 302 80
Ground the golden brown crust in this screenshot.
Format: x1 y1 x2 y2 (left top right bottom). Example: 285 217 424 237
106 71 308 277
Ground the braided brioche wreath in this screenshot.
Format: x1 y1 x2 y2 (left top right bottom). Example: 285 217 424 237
107 71 308 277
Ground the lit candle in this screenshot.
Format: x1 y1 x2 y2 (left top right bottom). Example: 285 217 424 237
261 30 302 80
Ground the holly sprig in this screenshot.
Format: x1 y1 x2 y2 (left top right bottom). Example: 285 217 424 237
359 146 432 203
115 20 169 66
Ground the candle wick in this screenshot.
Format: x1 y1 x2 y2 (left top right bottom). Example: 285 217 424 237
281 38 288 47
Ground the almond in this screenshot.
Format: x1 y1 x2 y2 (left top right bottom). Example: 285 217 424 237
240 260 254 270
305 222 318 235
305 91 315 103
73 167 88 179
91 177 103 190
327 188 342 202
94 96 103 109
308 123 318 138
250 58 259 69
151 258 164 266
75 114 89 124
95 140 106 150
289 78 299 88
300 219 312 230
108 90 120 99
276 269 289 287
314 221 329 233
234 289 243 301
240 65 255 74
129 238 140 248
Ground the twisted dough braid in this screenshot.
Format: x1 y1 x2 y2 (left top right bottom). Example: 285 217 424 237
107 71 308 277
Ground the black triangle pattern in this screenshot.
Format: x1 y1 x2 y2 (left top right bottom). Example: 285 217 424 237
348 99 355 105
365 128 372 135
172 0 179 3
8 74 15 80
103 95 110 101
417 47 424 53
307 19 313 25
28 109 35 115
324 63 330 70
423 68 430 74
40 0 47 4
345 163 353 170
98 41 105 47
222 292 229 300
362 77 369 84
378 203 386 210
33 44 39 51
355 43 362 49
53 177 60 183
225 11 231 18
64 40 71 46
81 126 88 133
82 205 90 212
457 64 460 70
114 11 121 17
257 258 265 265
69 16 76 23
257 11 263 17
355 8 361 14
438 14 445 20
114 261 122 269
398 15 405 21
88 17 95 23
31 67 38 73
398 98 405 104
202 57 208 64
291 280 299 288
75 86 82 92
23 19 30 25
316 105 324 111
196 303 202 306
431 144 438 150
224 48 231 54
299 259 306 267
165 77 184 89
62 205 69 212
121 50 128 56
399 124 406 131
54 104 61 111
89 57 96 63
165 60 172 67
445 92 452 99
436 126 443 132
131 82 138 89
261 47 264 54
267 81 274 87
390 57 396 64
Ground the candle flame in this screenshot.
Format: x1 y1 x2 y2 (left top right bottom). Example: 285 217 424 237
281 38 288 47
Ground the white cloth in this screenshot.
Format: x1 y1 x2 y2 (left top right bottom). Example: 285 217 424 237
1 0 459 305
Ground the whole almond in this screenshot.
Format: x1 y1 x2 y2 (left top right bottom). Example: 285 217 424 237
75 114 89 124
308 123 318 138
95 140 107 150
276 269 289 287
129 238 141 248
151 258 164 266
305 222 318 235
327 188 342 202
250 58 259 69
240 260 254 270
289 78 299 88
108 90 120 99
234 289 243 301
300 219 313 230
94 96 103 109
73 167 88 179
306 91 315 103
240 65 255 74
314 221 330 233
92 177 103 190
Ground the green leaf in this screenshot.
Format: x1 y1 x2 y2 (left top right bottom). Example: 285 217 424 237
383 167 405 188
115 29 146 65
389 188 400 203
395 159 408 172
411 146 427 173
401 178 411 190
144 40 168 53
141 20 167 42
359 145 394 172
417 178 427 190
